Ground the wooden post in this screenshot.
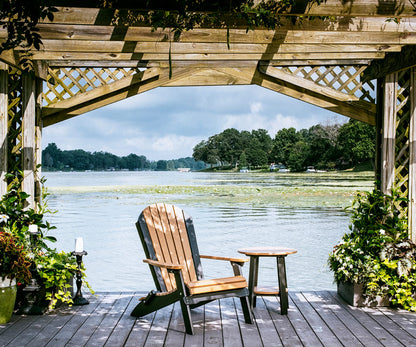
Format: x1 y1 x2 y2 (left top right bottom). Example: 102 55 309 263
381 73 397 195
409 67 416 243
22 73 36 208
34 79 43 205
0 63 7 198
375 78 384 188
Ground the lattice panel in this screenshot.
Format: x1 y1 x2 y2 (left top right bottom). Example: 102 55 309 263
279 66 375 103
7 67 23 187
42 67 139 106
394 69 411 218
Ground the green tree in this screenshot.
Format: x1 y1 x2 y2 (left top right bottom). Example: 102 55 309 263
239 151 248 168
338 120 375 166
271 128 302 166
288 141 308 172
217 128 242 166
156 160 168 171
251 129 272 161
246 137 268 167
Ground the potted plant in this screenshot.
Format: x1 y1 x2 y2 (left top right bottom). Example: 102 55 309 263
0 178 92 313
328 188 416 311
0 225 32 323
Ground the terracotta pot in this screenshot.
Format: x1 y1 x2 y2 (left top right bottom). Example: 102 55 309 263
0 277 17 324
337 281 390 307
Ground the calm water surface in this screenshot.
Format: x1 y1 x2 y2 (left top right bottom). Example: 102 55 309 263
43 171 370 292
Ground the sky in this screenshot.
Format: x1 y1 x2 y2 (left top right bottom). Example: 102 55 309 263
42 85 347 161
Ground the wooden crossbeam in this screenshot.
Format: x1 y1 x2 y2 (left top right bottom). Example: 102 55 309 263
2 26 415 45
44 59 375 68
363 46 416 82
43 3 416 24
165 65 376 124
41 67 196 126
28 51 386 62
15 41 403 55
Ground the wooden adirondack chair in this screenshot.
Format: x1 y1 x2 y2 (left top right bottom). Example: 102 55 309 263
131 203 253 334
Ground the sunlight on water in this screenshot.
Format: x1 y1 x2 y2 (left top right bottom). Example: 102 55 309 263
43 171 372 292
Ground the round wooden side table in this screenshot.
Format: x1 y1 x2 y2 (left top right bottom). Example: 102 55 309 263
238 246 297 315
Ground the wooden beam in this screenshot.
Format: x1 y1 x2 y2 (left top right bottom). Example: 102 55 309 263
2 26 415 45
35 79 43 205
409 67 416 243
42 67 160 114
0 50 20 68
28 51 386 62
20 40 403 54
165 68 251 87
258 65 376 124
362 45 416 82
41 67 195 126
44 59 374 68
22 74 36 208
260 65 362 102
381 73 397 194
212 66 376 124
44 3 416 25
0 63 7 197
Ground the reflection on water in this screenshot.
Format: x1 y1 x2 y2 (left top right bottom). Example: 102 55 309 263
43 171 364 292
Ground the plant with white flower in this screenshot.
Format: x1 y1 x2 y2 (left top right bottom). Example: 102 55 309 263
0 214 9 224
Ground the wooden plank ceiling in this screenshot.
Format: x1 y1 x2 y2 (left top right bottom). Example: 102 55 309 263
1 1 415 126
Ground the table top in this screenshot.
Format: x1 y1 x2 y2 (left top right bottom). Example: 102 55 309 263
238 246 297 256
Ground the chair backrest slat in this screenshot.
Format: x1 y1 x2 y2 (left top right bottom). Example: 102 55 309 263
143 205 175 291
137 203 202 292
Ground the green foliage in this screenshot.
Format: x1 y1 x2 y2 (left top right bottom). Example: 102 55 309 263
337 120 376 166
42 143 205 171
193 128 272 168
105 0 296 39
193 119 375 171
0 0 57 71
0 178 92 309
35 250 78 309
0 229 32 283
328 188 416 311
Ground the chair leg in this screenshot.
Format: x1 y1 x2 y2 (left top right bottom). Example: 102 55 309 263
240 296 253 324
179 299 194 335
130 291 179 318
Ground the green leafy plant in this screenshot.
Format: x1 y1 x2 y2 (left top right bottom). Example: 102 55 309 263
0 175 92 309
328 188 416 311
35 250 78 308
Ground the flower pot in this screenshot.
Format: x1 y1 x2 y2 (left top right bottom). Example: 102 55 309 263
337 281 390 307
0 277 17 324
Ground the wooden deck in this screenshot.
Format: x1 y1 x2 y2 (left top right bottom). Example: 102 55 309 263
1 291 416 346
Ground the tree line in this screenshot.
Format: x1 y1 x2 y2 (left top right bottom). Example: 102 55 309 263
42 143 206 171
192 119 375 171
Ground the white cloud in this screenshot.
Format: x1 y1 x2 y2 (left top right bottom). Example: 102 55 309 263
250 102 262 114
125 134 203 160
43 85 347 161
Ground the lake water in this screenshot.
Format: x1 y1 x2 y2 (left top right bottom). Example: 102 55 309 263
42 171 373 293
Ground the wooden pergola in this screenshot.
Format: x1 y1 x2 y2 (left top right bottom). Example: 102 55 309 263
0 1 416 240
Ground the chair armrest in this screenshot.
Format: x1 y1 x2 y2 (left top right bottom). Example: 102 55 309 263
200 254 249 263
143 259 184 270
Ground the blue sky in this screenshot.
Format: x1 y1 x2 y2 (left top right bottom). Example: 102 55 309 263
42 85 346 161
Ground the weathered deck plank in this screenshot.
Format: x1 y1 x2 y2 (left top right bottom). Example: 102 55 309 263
1 291 416 347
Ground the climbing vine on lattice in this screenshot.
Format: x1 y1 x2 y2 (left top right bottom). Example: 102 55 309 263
7 67 23 188
394 69 411 218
